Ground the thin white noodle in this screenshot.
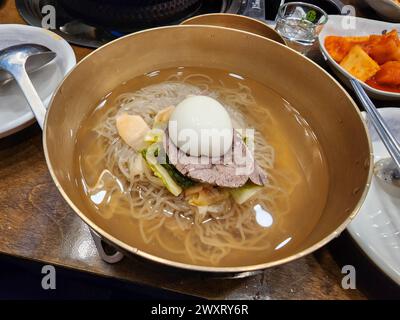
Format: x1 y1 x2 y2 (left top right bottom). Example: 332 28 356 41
85 77 300 265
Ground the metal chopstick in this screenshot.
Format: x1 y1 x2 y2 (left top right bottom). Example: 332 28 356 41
350 78 400 169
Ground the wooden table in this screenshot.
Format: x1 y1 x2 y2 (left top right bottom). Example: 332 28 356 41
0 0 399 300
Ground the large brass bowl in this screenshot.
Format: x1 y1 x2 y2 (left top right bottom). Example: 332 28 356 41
44 25 372 273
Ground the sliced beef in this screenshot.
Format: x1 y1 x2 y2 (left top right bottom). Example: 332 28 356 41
165 130 267 188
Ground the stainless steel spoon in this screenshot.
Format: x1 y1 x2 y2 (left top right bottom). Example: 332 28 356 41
0 44 56 129
374 158 400 197
0 44 124 263
350 79 400 194
374 158 400 186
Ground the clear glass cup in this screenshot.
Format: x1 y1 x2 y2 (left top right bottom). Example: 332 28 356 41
275 2 328 55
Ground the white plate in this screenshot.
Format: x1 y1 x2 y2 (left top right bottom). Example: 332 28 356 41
319 15 400 101
365 0 400 23
348 108 400 285
0 24 76 138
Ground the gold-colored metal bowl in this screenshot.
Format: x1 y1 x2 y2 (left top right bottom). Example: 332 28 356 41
181 13 286 45
44 25 372 273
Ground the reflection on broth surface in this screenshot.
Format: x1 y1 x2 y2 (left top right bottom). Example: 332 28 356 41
74 67 329 267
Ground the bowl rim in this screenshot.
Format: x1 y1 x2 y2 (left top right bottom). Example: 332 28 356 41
366 0 400 10
318 14 400 99
43 24 373 273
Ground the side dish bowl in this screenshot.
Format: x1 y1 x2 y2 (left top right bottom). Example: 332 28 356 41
319 15 400 100
180 13 286 45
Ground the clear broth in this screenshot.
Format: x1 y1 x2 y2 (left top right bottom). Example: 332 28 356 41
74 67 329 267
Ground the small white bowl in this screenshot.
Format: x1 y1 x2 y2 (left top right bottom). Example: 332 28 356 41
319 15 400 101
0 24 76 138
365 0 400 23
348 108 400 285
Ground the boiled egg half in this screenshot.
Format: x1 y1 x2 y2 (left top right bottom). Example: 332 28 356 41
168 95 233 157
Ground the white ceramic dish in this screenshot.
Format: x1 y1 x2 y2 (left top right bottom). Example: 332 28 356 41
0 24 76 139
319 15 400 101
348 108 400 286
365 0 400 23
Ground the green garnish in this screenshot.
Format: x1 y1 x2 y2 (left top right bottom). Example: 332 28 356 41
141 145 182 196
161 160 196 189
141 145 195 195
306 10 317 23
